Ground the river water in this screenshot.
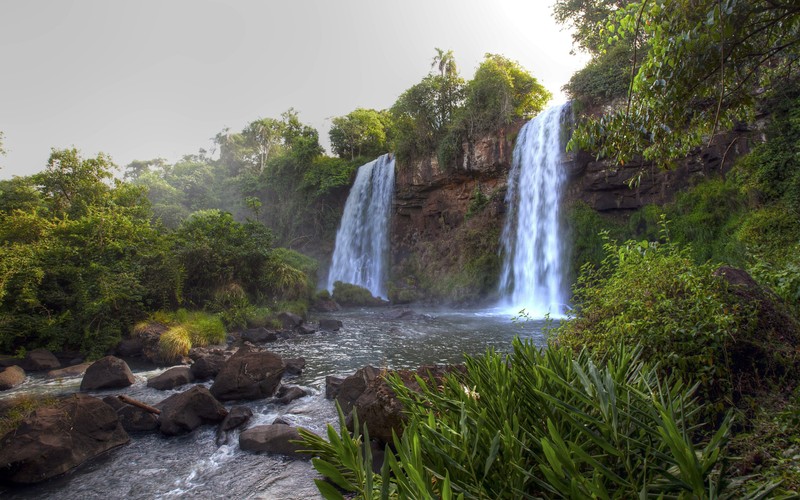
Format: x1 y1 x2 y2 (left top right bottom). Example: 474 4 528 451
0 308 551 499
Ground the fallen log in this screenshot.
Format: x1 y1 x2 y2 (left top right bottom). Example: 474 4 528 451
118 394 161 414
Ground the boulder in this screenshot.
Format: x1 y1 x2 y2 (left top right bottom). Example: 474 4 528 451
342 365 463 444
133 322 169 364
80 356 136 391
102 396 158 433
325 376 344 400
319 318 343 331
210 346 285 401
46 362 91 379
334 365 381 414
277 311 303 329
147 366 194 390
0 394 129 484
22 349 60 372
276 385 308 405
157 386 228 436
0 365 25 391
241 328 278 344
215 406 253 445
239 424 311 458
284 357 306 376
297 324 316 335
383 308 418 320
312 298 340 313
0 355 19 368
190 352 228 380
114 338 144 358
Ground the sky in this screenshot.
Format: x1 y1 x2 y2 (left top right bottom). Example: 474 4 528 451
0 0 589 179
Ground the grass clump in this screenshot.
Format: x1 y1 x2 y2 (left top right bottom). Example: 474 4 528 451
0 395 57 437
149 309 227 361
301 342 739 498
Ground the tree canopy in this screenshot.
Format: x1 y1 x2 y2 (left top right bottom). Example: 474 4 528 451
562 0 800 165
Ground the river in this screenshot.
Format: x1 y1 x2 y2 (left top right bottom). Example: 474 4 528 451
0 308 552 499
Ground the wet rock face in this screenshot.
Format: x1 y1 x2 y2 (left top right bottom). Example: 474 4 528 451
80 356 136 391
210 346 285 401
157 386 228 436
0 394 129 484
563 130 754 212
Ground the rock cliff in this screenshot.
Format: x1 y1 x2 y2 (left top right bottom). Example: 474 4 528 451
388 114 756 304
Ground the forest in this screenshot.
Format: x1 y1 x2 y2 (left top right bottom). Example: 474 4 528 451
1 0 800 497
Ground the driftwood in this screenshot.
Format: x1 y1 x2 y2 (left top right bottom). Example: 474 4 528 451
118 395 161 415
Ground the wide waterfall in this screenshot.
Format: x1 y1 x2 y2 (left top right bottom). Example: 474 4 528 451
327 153 396 298
499 103 569 317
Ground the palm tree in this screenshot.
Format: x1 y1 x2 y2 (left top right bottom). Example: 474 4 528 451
431 48 457 78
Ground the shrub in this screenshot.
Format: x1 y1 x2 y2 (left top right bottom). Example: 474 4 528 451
153 310 227 360
300 342 735 498
556 227 752 407
331 282 383 307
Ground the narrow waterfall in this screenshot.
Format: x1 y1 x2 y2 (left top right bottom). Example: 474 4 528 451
499 104 569 317
327 153 396 298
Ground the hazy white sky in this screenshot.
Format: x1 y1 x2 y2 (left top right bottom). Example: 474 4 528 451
0 0 588 179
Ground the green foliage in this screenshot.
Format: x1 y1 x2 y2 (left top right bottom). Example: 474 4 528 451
329 109 392 160
464 185 489 220
302 156 358 197
563 43 633 107
463 53 551 134
568 1 800 165
557 229 751 406
553 0 633 55
302 342 736 498
151 309 227 360
172 209 273 305
331 282 382 307
264 248 319 300
564 201 627 280
0 155 176 357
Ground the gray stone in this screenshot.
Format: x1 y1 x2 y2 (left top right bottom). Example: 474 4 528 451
239 424 311 458
210 346 285 401
157 386 228 436
0 365 25 391
147 366 194 390
80 356 136 391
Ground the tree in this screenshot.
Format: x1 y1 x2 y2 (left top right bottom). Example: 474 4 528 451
463 54 551 134
553 0 633 55
329 108 390 160
243 118 285 173
33 148 115 218
431 47 457 77
568 0 800 165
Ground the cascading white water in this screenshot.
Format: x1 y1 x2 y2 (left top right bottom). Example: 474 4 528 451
327 153 395 299
499 103 568 317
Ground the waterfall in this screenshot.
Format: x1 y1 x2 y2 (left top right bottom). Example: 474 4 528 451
499 104 569 317
327 153 396 298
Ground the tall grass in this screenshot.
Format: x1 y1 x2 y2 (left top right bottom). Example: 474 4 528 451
150 309 226 360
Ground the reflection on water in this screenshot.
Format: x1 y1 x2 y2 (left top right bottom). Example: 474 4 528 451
0 308 552 499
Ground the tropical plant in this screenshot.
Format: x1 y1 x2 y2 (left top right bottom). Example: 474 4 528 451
301 342 741 498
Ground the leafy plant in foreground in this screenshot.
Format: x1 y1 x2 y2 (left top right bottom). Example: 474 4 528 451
301 342 743 498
